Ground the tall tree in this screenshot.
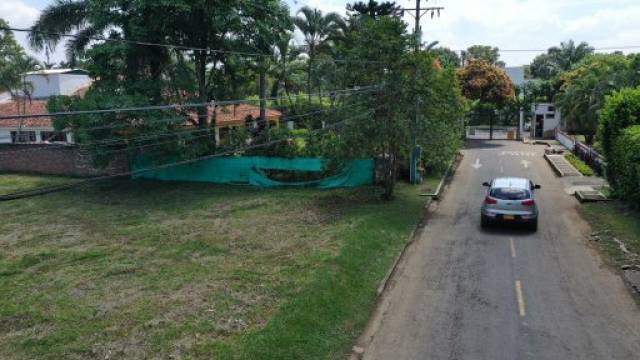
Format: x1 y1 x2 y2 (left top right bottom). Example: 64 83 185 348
28 0 172 99
530 40 594 80
240 0 292 125
557 53 633 144
270 32 301 98
293 6 345 101
338 17 464 199
0 19 40 103
463 45 504 67
430 47 461 68
346 1 401 19
457 60 515 106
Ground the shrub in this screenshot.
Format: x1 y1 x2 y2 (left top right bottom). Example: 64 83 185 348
611 125 640 204
565 153 595 177
599 87 640 191
598 87 640 158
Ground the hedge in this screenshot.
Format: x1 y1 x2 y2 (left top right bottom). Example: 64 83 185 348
599 87 640 157
611 125 640 204
598 87 640 188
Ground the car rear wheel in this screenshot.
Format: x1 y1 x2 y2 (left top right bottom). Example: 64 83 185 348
481 215 490 229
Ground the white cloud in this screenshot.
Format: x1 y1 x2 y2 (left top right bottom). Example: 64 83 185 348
0 0 39 27
10 0 640 67
0 0 67 63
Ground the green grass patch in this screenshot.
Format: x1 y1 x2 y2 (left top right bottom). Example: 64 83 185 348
0 174 72 196
565 153 595 176
579 201 640 268
0 175 428 359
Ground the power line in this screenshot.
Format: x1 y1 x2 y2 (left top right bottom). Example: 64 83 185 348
0 86 380 121
0 96 379 156
2 26 385 65
0 102 384 202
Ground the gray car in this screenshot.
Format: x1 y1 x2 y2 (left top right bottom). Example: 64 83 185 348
481 177 541 231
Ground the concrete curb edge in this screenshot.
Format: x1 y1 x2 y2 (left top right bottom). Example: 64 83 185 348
544 153 565 177
375 153 462 297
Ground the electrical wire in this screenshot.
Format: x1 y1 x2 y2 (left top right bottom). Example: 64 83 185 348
0 102 384 202
0 86 380 120
0 95 379 156
2 26 386 65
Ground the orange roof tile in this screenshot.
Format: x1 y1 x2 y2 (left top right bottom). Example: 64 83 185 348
188 104 282 128
0 100 53 128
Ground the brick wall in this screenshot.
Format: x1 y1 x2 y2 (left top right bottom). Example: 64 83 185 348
0 144 128 177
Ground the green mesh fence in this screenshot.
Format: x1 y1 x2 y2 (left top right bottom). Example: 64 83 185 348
132 156 374 189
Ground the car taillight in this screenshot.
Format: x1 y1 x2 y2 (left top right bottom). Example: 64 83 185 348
485 196 497 204
522 199 535 206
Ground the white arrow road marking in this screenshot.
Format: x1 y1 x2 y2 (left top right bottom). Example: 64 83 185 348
472 158 482 169
521 160 530 169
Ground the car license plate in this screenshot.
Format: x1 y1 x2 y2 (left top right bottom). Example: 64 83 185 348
503 215 515 220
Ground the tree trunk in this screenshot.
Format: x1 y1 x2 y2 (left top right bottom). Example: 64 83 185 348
260 70 268 133
196 51 208 130
307 56 313 103
382 154 396 201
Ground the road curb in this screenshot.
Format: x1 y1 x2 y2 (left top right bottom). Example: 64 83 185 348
351 154 463 360
375 154 462 297
544 153 565 177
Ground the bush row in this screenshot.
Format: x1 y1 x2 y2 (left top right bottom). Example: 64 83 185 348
599 87 640 202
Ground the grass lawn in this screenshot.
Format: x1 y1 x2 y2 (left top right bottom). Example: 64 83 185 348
579 201 640 268
0 174 430 359
0 174 72 196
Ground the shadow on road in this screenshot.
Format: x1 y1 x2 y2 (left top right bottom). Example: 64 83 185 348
464 140 510 150
480 223 536 237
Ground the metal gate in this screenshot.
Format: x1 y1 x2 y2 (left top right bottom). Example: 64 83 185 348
466 125 517 140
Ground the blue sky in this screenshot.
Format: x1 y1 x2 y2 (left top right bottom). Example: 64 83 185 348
4 0 640 66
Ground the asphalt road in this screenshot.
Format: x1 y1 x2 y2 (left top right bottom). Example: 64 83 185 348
360 140 640 360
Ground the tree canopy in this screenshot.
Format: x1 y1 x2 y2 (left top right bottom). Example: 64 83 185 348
346 1 401 18
457 60 515 106
463 45 504 67
0 18 40 99
556 54 635 143
530 40 594 80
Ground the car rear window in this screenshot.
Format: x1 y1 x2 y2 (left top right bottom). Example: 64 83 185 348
490 188 531 200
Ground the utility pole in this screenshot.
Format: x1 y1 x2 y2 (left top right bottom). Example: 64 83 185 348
402 1 444 184
402 1 445 50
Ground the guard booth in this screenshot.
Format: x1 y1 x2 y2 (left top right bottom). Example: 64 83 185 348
531 103 561 139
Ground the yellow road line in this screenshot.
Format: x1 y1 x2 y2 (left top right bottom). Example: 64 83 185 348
510 238 516 258
515 280 526 317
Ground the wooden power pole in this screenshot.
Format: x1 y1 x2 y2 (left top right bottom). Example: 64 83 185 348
402 1 444 184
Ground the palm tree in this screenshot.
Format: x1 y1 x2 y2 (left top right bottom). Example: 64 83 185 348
293 6 345 101
270 32 302 100
27 0 98 66
548 40 594 72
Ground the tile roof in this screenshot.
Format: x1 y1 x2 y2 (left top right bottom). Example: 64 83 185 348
0 100 282 130
0 100 53 128
189 104 282 127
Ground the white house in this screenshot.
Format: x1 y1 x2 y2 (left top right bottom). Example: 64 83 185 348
531 103 561 139
0 100 73 144
0 69 90 144
24 68 92 99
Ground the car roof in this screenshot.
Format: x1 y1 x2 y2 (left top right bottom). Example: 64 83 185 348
492 177 530 189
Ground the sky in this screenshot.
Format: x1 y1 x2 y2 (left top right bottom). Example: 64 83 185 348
4 0 640 67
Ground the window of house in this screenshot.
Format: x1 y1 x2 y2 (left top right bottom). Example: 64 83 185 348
10 131 36 143
40 131 67 142
545 113 555 119
548 106 555 112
